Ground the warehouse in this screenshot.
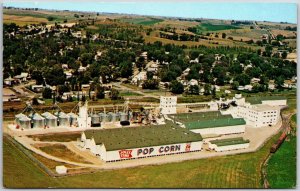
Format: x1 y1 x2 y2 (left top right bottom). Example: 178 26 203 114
79 122 203 162
185 118 246 135
170 111 246 135
207 137 250 152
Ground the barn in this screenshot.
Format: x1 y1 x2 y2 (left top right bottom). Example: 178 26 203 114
79 122 203 162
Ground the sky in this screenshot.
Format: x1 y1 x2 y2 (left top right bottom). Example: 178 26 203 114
3 1 298 24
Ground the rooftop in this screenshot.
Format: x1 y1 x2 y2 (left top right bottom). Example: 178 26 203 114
185 118 246 130
251 104 280 112
210 137 250 147
84 122 203 151
246 96 286 104
169 111 232 123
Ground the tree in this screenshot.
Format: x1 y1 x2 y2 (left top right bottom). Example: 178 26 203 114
119 61 133 78
204 84 211 95
170 80 184 94
142 79 159 89
110 88 119 100
222 33 226 39
281 51 287 59
47 16 55 21
42 87 53 99
32 98 39 105
189 85 199 95
235 73 251 86
95 84 105 99
275 76 284 88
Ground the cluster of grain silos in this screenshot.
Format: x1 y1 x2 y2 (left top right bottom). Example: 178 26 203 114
14 110 80 130
89 111 131 127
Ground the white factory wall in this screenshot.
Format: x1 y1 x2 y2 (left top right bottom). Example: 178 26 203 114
103 141 203 162
160 96 177 114
190 124 245 135
208 142 250 152
80 134 203 162
231 106 280 128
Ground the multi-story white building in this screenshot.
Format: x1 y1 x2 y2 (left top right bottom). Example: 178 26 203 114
231 103 281 128
159 96 177 114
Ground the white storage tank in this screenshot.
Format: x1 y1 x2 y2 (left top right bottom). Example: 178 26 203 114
55 111 69 127
42 112 57 128
91 113 101 126
32 113 45 128
119 112 128 122
101 113 110 123
111 112 120 122
15 113 27 126
67 113 78 126
18 116 31 129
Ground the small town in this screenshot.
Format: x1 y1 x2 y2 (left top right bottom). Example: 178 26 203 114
2 1 297 189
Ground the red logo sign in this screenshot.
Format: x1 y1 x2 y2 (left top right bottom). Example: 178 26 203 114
119 150 133 159
185 143 191 152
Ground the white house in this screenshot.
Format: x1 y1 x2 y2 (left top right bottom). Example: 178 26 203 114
159 96 177 114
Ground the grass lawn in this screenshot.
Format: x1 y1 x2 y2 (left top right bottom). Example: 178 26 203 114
4 130 281 188
38 144 92 164
119 91 143 97
266 135 296 188
29 132 81 142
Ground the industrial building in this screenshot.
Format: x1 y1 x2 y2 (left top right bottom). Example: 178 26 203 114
170 111 246 135
159 96 177 114
79 122 203 162
207 137 250 152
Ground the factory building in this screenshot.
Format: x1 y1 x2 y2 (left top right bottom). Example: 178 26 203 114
186 118 246 135
159 96 177 114
231 104 281 128
207 137 250 152
79 122 203 162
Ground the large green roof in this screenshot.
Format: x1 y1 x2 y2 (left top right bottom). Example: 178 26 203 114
210 137 249 146
84 122 203 151
169 111 232 123
246 96 286 105
185 118 246 130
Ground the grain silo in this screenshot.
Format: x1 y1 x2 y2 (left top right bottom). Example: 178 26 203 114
111 112 120 122
91 113 101 127
55 111 69 127
18 116 31 129
119 112 128 122
67 113 78 126
42 112 57 128
101 113 110 123
15 113 27 126
32 113 45 128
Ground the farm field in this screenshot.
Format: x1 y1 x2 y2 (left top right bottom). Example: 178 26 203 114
4 14 48 26
197 23 241 32
121 17 163 25
266 134 296 188
3 130 281 188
